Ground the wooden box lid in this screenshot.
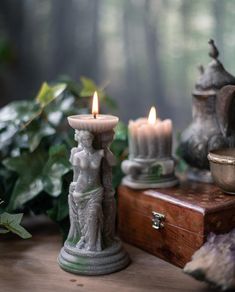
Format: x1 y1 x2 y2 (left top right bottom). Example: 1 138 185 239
118 181 235 236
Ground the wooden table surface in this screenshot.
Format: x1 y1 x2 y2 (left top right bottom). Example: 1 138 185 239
0 216 213 292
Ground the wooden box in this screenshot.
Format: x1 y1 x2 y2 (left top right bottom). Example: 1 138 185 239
118 181 235 268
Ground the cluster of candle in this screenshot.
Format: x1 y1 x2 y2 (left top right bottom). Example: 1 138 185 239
69 93 173 162
128 107 172 160
69 92 173 161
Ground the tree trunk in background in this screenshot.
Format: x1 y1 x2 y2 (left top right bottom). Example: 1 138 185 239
122 0 142 114
143 0 166 115
50 0 100 82
51 0 72 77
213 0 224 58
0 0 25 104
177 1 191 127
90 0 100 81
179 1 190 97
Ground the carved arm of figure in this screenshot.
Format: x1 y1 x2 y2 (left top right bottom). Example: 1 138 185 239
105 149 116 167
70 149 83 183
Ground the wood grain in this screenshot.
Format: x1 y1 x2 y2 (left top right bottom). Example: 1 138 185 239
118 183 235 268
0 216 211 292
144 180 235 213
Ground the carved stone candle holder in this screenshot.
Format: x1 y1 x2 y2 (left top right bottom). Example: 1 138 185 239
58 114 129 275
180 39 235 183
121 108 178 189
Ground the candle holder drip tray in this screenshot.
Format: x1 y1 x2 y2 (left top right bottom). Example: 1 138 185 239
121 157 178 189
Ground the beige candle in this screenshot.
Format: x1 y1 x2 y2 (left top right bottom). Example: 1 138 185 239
68 92 119 133
128 106 173 160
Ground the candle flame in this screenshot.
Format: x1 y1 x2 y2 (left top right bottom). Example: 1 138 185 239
92 91 99 118
148 106 157 125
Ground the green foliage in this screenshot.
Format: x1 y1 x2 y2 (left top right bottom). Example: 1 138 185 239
111 121 128 189
0 37 14 65
175 132 188 173
36 82 67 107
0 77 127 238
79 77 117 110
3 145 70 211
0 211 31 239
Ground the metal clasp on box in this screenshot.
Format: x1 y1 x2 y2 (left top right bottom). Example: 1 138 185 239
152 211 165 230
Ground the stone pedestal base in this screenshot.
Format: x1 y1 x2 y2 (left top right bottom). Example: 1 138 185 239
121 158 178 190
122 175 178 189
58 239 130 275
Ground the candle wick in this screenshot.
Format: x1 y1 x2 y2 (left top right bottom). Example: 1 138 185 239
93 113 97 119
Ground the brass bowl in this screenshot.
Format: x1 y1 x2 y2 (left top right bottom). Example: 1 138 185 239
208 148 235 195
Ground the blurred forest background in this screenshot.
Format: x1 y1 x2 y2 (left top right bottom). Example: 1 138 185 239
0 0 235 132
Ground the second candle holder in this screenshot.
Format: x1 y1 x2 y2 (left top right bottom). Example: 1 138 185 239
121 107 178 189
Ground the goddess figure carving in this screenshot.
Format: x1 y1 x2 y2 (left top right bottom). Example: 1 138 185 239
67 130 104 251
58 119 129 275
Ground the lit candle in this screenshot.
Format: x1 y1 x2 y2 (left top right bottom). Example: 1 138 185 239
92 91 99 119
122 106 177 189
128 106 173 160
148 106 157 125
68 92 119 133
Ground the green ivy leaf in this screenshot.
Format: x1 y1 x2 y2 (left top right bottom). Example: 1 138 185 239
104 95 118 110
0 37 14 64
0 212 31 239
80 77 105 99
0 227 9 234
0 124 18 152
45 95 74 126
3 148 47 210
80 77 98 97
36 82 67 107
175 132 188 173
24 121 56 152
114 122 128 141
3 144 71 211
43 145 71 197
0 101 41 153
47 187 69 222
57 75 81 97
0 100 39 124
111 122 128 189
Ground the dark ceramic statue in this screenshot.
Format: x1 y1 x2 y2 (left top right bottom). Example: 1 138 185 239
180 39 235 183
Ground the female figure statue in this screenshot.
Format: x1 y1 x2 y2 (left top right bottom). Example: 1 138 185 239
71 130 104 252
58 121 130 275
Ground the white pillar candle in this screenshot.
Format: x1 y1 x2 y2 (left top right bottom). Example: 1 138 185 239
128 107 173 160
137 124 149 158
128 121 138 159
155 121 165 158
